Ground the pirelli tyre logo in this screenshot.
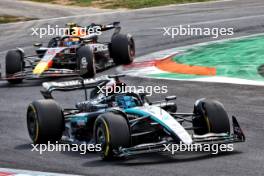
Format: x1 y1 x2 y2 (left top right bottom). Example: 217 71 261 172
81 57 88 69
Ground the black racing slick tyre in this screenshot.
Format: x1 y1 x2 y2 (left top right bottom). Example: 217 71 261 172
94 112 130 160
27 99 64 144
192 99 231 135
77 46 96 78
5 50 24 84
111 33 135 65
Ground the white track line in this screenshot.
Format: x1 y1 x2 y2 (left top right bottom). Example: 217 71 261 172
117 33 264 86
0 167 81 176
161 33 264 50
153 14 264 29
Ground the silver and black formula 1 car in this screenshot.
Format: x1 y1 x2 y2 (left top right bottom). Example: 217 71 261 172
1 22 135 84
26 75 245 160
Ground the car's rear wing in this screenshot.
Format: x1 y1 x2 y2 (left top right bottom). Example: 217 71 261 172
41 75 112 99
41 74 125 99
101 21 120 31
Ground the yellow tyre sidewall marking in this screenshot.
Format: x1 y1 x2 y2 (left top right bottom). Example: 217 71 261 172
29 104 39 143
205 115 211 133
102 119 110 157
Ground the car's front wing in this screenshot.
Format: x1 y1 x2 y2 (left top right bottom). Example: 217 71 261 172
0 68 80 81
117 116 245 157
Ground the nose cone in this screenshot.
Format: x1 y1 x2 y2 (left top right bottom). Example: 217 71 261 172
33 61 52 75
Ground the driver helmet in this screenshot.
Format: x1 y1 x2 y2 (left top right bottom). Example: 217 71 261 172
65 22 77 35
115 95 138 109
65 22 87 36
63 37 80 46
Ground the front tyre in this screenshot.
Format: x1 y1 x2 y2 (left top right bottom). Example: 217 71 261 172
94 112 130 160
111 33 135 65
192 99 230 135
27 99 64 144
77 46 96 78
5 50 24 84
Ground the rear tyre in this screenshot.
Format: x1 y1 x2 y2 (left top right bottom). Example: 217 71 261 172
27 99 64 144
94 112 130 160
5 50 24 84
192 99 230 135
77 46 96 78
111 33 135 65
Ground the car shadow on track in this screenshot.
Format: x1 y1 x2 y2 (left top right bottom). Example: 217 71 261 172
14 143 100 159
14 143 243 167
14 143 32 150
0 79 50 88
82 151 243 167
61 150 99 159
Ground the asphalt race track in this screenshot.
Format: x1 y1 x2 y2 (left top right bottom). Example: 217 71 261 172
0 0 264 175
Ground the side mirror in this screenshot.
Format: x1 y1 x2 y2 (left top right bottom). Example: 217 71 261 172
113 21 120 26
83 39 91 44
34 43 42 47
165 95 177 101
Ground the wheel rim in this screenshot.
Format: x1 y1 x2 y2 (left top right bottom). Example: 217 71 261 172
96 126 106 148
27 108 38 141
128 39 135 58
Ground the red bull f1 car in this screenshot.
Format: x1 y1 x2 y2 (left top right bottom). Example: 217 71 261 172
1 22 135 84
26 75 245 160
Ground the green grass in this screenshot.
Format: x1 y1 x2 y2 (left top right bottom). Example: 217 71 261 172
0 15 36 24
168 35 264 81
97 0 210 9
27 0 211 9
73 0 93 6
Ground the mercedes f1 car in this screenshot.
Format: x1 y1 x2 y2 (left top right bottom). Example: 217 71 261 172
1 22 135 84
26 75 245 160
